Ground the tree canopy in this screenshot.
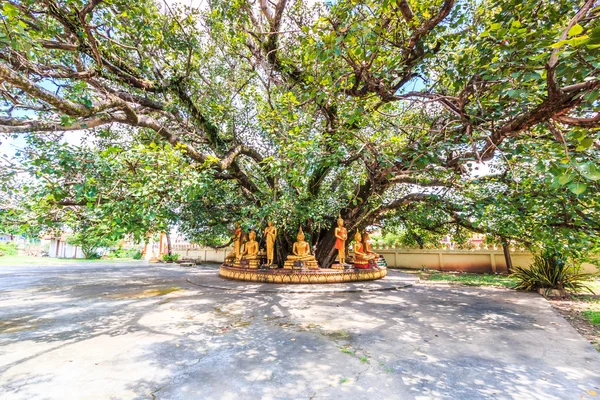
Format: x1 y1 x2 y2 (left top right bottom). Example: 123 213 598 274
1 0 599 266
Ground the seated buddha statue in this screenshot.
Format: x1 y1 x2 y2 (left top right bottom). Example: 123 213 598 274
353 231 377 269
242 230 259 259
362 231 379 258
241 230 261 268
284 227 319 269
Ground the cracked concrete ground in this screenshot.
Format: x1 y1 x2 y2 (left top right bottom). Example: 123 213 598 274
1 261 599 400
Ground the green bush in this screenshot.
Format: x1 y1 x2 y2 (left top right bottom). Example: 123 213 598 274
85 252 102 260
0 243 18 256
162 253 180 262
511 250 595 294
109 248 143 259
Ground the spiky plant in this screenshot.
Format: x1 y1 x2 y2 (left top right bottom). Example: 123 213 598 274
511 250 596 295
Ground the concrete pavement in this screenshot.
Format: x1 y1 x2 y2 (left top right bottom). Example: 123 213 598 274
1 261 599 399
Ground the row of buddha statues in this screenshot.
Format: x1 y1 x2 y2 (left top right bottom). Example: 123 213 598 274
225 216 381 270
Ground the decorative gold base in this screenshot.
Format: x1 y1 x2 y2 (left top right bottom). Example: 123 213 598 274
239 259 261 269
283 259 320 270
353 259 379 269
220 264 386 284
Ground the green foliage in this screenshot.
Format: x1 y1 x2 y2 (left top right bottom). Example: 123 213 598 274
84 252 102 260
511 250 596 294
0 0 599 266
0 243 18 256
162 253 180 262
109 248 143 259
66 231 116 259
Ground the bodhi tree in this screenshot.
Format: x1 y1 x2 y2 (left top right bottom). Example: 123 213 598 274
1 0 599 267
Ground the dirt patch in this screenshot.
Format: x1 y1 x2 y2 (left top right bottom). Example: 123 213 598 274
107 287 182 299
550 296 600 352
321 329 352 341
0 319 39 334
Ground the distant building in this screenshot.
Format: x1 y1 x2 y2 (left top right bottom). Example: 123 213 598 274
0 234 27 245
441 233 485 249
45 234 85 259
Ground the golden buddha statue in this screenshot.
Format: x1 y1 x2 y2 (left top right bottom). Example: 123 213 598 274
241 229 261 268
264 221 277 265
243 230 259 259
284 227 319 269
353 231 377 269
362 231 379 259
225 222 243 264
333 215 347 268
233 222 243 261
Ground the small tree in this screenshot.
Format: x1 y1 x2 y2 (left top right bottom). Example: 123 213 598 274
67 232 117 259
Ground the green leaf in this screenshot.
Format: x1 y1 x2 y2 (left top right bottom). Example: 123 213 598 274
557 173 574 185
568 24 584 38
579 137 594 150
2 3 19 19
579 163 600 181
569 35 590 47
568 182 587 195
549 40 569 49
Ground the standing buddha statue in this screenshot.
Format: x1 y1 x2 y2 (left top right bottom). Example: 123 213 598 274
233 222 243 261
334 215 348 267
264 221 277 266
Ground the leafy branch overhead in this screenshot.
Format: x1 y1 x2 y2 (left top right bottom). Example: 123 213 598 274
0 0 599 265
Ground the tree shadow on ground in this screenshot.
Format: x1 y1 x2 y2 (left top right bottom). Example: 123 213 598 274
1 265 599 399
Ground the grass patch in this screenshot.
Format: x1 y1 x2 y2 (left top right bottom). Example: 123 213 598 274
339 378 349 384
423 272 518 288
581 311 600 326
340 347 356 356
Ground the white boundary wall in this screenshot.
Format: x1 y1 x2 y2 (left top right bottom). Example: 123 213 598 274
172 244 599 274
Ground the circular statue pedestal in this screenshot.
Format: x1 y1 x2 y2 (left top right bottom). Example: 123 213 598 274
219 264 386 284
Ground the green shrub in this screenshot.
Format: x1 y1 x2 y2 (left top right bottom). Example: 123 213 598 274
0 243 18 256
162 253 180 262
511 250 595 294
85 252 102 260
109 248 143 259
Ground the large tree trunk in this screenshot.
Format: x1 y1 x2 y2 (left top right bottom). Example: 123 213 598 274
274 234 292 267
272 212 363 269
501 238 513 274
166 232 172 255
314 225 339 268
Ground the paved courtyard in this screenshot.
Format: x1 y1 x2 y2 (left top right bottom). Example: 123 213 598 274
1 261 599 400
